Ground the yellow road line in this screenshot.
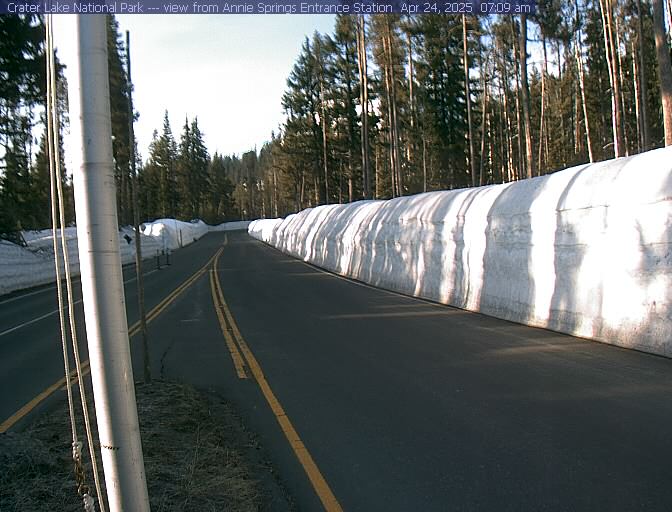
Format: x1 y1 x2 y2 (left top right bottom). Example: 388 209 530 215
209 270 248 379
0 249 221 434
211 257 343 512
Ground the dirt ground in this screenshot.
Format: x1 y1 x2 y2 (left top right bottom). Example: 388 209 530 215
0 380 296 512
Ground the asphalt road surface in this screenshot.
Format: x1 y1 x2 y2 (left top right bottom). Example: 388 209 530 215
0 233 223 431
3 230 672 511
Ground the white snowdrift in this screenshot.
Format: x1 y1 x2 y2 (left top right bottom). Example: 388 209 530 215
142 218 209 251
0 219 207 296
249 146 672 357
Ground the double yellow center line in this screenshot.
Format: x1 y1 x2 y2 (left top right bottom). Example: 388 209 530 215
3 240 343 512
209 247 343 512
0 249 220 434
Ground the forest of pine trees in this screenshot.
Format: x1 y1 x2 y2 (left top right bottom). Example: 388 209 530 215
1 7 671 232
226 6 672 220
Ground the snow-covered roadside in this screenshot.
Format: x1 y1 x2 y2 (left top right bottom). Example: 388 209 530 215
249 146 672 358
0 218 211 297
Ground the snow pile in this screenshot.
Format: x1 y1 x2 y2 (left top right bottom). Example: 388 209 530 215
1 228 82 296
0 219 204 296
209 220 252 232
142 219 209 251
249 146 672 357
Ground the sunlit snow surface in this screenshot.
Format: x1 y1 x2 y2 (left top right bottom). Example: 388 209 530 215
0 220 249 297
249 146 672 357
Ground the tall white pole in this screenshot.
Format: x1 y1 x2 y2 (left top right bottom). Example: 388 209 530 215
70 15 151 512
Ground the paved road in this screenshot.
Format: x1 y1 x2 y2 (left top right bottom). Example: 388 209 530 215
0 233 225 431
4 230 672 511
209 232 672 511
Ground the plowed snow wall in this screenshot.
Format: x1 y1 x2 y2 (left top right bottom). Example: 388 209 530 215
249 147 672 357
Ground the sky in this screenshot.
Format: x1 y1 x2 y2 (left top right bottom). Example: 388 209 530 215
55 15 337 162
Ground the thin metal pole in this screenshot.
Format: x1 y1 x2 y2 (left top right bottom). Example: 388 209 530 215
70 15 150 512
126 30 151 384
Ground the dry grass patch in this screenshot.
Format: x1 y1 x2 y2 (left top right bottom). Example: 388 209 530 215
1 380 294 512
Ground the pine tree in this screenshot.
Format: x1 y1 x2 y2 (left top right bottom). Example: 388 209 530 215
206 152 235 223
281 37 324 207
106 15 133 225
652 0 672 145
175 116 209 219
0 14 45 234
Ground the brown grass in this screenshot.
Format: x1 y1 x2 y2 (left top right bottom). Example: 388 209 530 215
0 381 294 512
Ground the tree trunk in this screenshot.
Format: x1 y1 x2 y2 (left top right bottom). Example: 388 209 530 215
653 0 672 146
479 72 489 186
272 167 278 217
380 25 394 196
631 38 643 153
538 34 548 173
615 15 629 155
387 20 403 196
511 19 524 180
463 15 477 187
599 0 625 156
407 30 416 171
500 54 515 181
636 0 650 150
356 16 371 198
300 172 305 209
320 77 329 204
422 138 427 192
519 14 535 178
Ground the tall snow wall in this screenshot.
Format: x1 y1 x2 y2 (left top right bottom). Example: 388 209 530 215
249 147 672 357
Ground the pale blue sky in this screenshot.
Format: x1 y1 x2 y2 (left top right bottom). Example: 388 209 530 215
114 15 337 160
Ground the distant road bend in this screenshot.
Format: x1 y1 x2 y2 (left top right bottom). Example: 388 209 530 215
2 230 672 511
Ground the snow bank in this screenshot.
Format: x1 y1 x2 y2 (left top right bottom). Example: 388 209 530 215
141 219 209 251
249 146 672 357
0 219 205 297
209 220 252 232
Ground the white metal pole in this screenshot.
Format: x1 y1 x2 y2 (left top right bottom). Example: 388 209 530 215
70 15 151 512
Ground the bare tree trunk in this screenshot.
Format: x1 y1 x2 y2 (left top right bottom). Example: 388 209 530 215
653 0 672 145
636 0 650 150
381 27 395 197
300 172 305 209
631 38 643 152
499 81 509 183
375 142 381 198
387 20 403 196
463 15 477 187
574 76 581 156
356 16 371 198
422 138 427 192
538 34 548 173
381 18 402 197
479 73 489 186
511 19 524 179
500 55 515 181
407 30 416 171
320 78 329 204
615 15 630 155
599 0 625 156
272 167 278 217
519 14 535 178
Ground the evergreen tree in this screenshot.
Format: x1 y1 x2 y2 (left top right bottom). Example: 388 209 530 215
140 111 178 219
330 15 362 202
205 152 235 223
176 116 209 219
106 15 133 225
0 14 45 234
